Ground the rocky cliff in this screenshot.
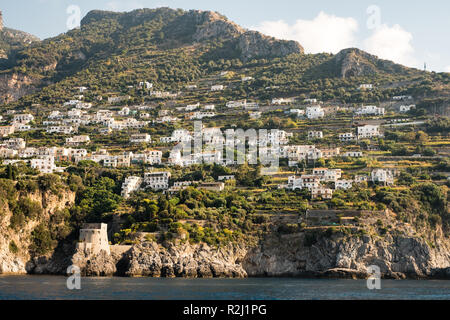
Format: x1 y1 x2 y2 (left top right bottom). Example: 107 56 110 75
0 186 75 274
243 232 450 279
30 229 448 280
334 48 414 78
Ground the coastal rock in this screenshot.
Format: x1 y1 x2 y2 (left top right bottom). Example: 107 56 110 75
243 232 450 279
70 249 117 277
123 242 247 278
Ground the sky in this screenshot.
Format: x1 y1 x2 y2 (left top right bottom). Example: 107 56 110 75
1 0 449 72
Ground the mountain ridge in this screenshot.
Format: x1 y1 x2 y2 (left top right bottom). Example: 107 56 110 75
0 7 434 105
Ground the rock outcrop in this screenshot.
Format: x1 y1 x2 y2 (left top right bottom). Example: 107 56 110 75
70 249 117 277
0 187 76 274
334 48 413 78
237 31 304 61
123 242 247 278
243 232 450 279
0 73 38 104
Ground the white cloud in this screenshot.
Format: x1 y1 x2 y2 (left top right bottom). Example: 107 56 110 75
445 66 450 73
252 12 359 54
106 1 144 12
363 24 419 68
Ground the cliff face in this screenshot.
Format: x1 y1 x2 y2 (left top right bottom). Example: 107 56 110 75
237 31 304 61
0 188 76 274
0 73 38 104
334 48 413 78
123 242 247 278
243 232 450 279
35 229 449 279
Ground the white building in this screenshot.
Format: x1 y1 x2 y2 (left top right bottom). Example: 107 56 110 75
393 95 412 101
211 85 224 91
13 114 34 124
144 171 171 190
121 176 142 198
66 135 90 146
130 134 151 144
335 180 353 190
287 175 321 191
306 106 325 119
77 223 110 255
186 103 200 111
47 126 76 134
31 156 57 174
272 97 295 105
355 105 385 116
5 138 26 150
399 105 415 113
138 81 153 89
343 151 363 158
118 107 130 116
308 131 323 140
226 100 246 108
204 104 216 110
290 109 305 117
357 125 381 139
371 169 394 185
358 84 373 90
312 168 342 182
339 133 355 142
311 187 334 200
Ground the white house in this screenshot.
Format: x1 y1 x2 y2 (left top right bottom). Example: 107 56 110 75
204 104 216 110
118 107 130 116
144 171 171 190
343 151 363 158
4 138 26 150
393 95 412 101
211 85 224 91
399 105 416 113
130 134 151 144
306 106 324 119
358 84 373 90
13 114 34 124
308 131 323 140
287 175 321 191
66 135 90 146
371 169 394 185
31 156 57 174
357 125 381 139
121 176 142 198
311 187 334 200
312 168 342 182
335 180 353 190
186 103 200 111
339 133 355 142
272 97 295 105
355 105 385 116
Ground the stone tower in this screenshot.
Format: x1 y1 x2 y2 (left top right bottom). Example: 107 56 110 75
0 11 3 31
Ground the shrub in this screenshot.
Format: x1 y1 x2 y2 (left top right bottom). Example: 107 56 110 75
9 241 19 254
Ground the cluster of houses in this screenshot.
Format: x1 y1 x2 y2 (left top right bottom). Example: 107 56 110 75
281 167 396 200
120 171 230 198
0 135 162 173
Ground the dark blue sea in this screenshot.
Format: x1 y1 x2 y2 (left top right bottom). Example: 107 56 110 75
0 276 449 300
